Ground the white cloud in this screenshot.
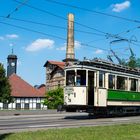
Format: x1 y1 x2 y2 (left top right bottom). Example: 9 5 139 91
6 34 19 39
56 43 66 51
112 1 130 12
26 38 54 52
0 34 19 40
9 43 14 47
94 49 104 54
0 36 4 40
57 40 81 51
75 40 81 49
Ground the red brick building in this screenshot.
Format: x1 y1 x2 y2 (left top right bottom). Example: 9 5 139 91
44 60 65 91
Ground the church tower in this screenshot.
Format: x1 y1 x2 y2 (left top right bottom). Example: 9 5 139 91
7 50 17 77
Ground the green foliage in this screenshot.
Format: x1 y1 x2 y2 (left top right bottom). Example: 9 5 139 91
121 58 140 68
127 55 137 68
136 58 140 67
0 64 12 103
43 88 64 109
120 49 140 68
120 58 127 66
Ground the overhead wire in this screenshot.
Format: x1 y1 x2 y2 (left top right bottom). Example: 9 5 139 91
0 16 105 37
12 0 109 35
0 21 109 51
0 21 66 40
81 43 130 57
6 0 29 18
6 0 140 57
43 0 140 44
117 25 140 36
85 38 107 44
44 0 140 24
0 21 131 58
12 0 136 43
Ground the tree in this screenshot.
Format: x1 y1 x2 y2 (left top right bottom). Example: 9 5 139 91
43 88 64 109
0 64 12 103
120 58 127 66
136 58 140 68
127 55 137 68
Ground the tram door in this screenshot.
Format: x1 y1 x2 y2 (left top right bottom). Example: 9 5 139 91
88 71 94 105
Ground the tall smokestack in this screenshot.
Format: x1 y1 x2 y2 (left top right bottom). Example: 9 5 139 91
66 13 74 60
64 13 76 62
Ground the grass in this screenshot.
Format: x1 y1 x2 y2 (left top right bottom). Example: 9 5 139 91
1 123 140 140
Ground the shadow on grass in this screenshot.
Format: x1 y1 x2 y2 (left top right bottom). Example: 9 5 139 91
0 133 13 140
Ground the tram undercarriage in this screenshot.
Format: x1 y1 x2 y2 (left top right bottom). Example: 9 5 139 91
64 105 140 116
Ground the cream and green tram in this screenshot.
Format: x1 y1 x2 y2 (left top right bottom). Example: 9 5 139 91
64 59 140 115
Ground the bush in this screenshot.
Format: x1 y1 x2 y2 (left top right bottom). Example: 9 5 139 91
43 88 64 109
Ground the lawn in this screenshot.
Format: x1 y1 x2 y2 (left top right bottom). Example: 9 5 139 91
1 123 140 140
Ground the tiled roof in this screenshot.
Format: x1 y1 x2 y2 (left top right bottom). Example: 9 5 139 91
44 60 65 69
9 74 45 97
38 84 46 95
57 64 65 69
48 61 65 65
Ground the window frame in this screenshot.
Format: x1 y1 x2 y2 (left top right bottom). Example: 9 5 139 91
116 76 126 90
99 71 105 88
76 70 86 86
66 70 75 86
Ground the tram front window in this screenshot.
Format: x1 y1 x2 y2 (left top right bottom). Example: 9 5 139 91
76 70 86 86
66 70 75 86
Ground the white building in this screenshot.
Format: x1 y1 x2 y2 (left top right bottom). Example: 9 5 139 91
0 74 47 110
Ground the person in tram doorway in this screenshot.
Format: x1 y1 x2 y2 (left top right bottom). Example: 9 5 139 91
76 75 81 86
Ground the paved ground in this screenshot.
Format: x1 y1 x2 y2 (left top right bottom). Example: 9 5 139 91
0 111 140 135
0 110 58 116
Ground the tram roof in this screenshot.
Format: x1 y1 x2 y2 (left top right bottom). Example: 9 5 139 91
66 58 140 76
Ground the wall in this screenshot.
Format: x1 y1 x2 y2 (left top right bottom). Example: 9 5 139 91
0 97 47 110
45 64 65 91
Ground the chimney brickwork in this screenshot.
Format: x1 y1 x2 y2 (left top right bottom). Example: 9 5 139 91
64 13 76 63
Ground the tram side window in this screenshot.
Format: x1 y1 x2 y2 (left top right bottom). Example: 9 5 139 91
99 72 105 88
130 78 137 91
108 75 115 89
66 70 75 86
117 76 125 90
76 70 86 86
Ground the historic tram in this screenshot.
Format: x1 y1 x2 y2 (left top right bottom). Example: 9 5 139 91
64 59 140 115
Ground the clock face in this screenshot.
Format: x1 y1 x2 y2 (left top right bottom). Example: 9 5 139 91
11 62 15 66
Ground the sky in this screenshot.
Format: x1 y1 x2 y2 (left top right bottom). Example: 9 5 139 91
0 0 140 86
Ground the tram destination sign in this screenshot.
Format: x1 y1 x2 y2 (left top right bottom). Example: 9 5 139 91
65 87 74 95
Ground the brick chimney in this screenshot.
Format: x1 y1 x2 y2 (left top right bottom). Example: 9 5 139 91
64 13 77 63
